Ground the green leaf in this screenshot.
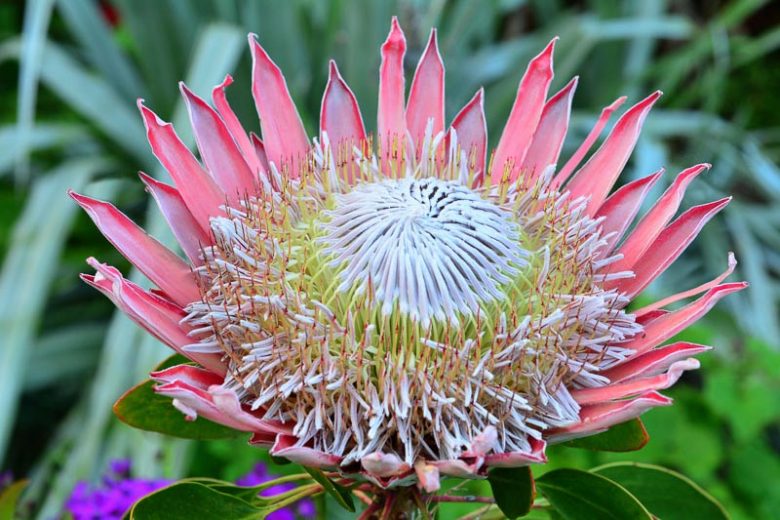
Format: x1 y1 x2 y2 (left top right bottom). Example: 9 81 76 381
0 480 28 519
303 467 355 512
36 42 151 164
536 468 652 520
130 482 263 520
177 478 262 502
593 463 729 520
487 466 535 518
55 0 145 100
0 158 105 463
561 419 649 452
113 379 240 440
15 0 56 182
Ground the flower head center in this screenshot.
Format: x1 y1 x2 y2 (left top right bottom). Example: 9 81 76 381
320 177 525 325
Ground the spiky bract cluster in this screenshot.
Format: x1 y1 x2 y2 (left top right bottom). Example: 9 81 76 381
184 138 641 466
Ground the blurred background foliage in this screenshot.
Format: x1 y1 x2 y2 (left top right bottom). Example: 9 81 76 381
0 0 778 518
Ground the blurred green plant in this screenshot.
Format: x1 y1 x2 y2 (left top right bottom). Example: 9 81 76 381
0 0 778 518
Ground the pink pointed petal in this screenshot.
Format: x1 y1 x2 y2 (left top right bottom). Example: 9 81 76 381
595 169 663 256
406 29 445 158
566 91 662 214
484 437 548 467
180 83 256 201
610 197 731 297
377 17 407 171
449 88 487 182
601 342 712 384
430 459 480 478
635 252 737 316
249 35 309 174
70 191 199 306
249 133 270 173
139 172 210 265
547 391 672 443
414 461 441 493
320 60 367 180
522 76 578 182
620 282 748 358
212 75 264 175
270 435 341 469
490 39 557 185
553 96 627 188
151 364 223 388
83 258 223 373
210 387 291 434
138 101 226 229
572 358 699 405
155 381 280 433
362 452 411 478
613 164 710 272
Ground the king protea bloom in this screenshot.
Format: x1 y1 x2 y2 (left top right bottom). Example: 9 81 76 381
72 18 745 491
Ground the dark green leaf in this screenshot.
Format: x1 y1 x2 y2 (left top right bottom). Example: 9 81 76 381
561 419 649 452
303 467 355 512
536 468 652 520
130 482 262 520
0 480 28 520
487 466 535 518
176 478 262 502
113 380 241 440
594 463 729 520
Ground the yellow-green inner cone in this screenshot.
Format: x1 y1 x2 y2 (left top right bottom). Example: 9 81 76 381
185 142 640 466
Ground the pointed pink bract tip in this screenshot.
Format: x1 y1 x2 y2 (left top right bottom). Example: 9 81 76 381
606 96 628 112
137 170 157 186
137 102 167 127
425 27 439 50
629 91 662 114
328 59 339 77
642 90 663 106
384 16 406 48
179 81 193 96
248 34 275 66
531 38 557 71
68 190 91 205
549 76 578 103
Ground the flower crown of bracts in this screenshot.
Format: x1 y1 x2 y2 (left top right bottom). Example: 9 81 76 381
71 16 743 515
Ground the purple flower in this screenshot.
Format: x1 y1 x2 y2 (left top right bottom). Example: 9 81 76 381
67 460 315 519
0 471 13 491
66 460 170 520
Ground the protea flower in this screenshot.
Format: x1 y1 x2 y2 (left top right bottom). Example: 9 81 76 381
71 18 745 493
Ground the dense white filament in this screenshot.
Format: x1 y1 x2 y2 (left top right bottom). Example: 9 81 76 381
321 177 527 325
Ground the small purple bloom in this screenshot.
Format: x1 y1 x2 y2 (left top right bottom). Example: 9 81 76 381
66 460 170 520
67 460 315 519
0 471 13 491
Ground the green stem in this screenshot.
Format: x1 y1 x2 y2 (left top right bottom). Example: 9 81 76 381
262 483 323 512
251 473 314 492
